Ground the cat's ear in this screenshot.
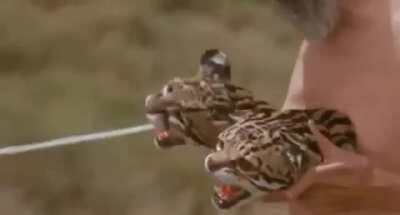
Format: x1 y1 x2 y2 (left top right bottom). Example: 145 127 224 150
199 49 231 83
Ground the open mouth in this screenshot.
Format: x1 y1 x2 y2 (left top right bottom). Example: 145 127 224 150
212 184 251 209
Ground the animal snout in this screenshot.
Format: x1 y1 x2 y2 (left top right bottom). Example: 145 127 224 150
144 93 164 113
145 94 156 109
205 154 233 173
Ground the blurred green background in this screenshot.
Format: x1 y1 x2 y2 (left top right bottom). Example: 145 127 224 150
0 0 300 214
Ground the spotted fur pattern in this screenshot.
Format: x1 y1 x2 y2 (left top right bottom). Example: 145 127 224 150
206 108 357 209
145 78 357 209
145 78 271 149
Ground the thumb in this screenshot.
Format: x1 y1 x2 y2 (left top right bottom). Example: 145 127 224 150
284 167 317 199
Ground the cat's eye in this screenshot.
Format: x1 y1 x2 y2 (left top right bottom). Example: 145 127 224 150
162 85 173 95
167 85 173 93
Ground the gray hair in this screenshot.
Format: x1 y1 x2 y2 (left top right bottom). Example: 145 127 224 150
275 0 339 40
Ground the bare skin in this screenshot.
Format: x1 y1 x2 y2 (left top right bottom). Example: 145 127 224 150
266 0 400 214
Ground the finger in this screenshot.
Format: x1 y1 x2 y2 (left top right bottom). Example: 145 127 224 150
315 162 347 173
315 155 369 174
314 160 374 187
262 192 287 202
285 168 317 200
371 168 400 187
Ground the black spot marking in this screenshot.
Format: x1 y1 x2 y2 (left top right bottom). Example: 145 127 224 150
250 147 258 152
237 158 254 171
326 117 352 129
317 110 334 124
266 165 274 173
256 157 262 167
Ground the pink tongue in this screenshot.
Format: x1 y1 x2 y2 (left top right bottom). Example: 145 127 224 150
219 185 240 199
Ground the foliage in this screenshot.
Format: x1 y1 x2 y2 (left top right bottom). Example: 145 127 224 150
0 0 299 214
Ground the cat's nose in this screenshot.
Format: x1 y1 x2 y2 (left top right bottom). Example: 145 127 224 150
145 94 155 108
144 94 163 113
205 154 234 173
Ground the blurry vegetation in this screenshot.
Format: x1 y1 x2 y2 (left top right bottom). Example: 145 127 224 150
0 0 299 214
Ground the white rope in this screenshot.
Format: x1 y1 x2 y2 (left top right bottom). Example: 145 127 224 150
0 124 154 156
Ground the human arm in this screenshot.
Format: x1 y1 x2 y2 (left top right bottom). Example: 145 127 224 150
261 120 400 204
284 121 400 199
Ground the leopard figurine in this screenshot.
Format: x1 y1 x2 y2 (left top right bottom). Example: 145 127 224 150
205 108 356 209
145 78 271 149
145 49 268 149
